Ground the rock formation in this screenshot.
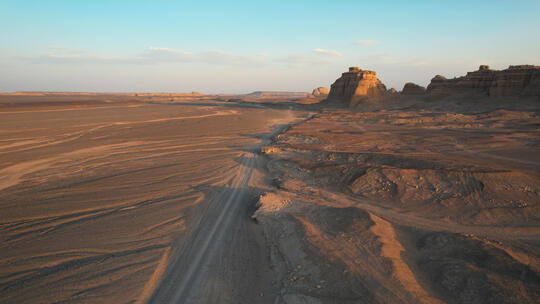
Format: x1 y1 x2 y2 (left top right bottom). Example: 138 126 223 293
401 82 426 95
427 65 540 100
426 75 452 100
312 87 329 97
387 88 397 94
521 73 540 96
490 65 540 97
327 67 387 107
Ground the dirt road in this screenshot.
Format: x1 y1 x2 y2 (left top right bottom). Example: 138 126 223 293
149 112 304 304
148 153 268 303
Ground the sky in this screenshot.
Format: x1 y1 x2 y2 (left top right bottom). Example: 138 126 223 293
1 0 539 93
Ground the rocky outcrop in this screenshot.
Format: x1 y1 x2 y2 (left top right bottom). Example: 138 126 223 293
490 65 540 97
426 75 452 100
401 82 426 95
427 65 540 100
522 73 540 96
312 87 329 97
327 67 387 107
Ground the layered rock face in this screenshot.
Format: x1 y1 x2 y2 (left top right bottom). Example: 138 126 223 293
327 67 387 107
401 82 426 95
426 75 452 100
427 65 540 100
490 65 540 96
312 87 329 97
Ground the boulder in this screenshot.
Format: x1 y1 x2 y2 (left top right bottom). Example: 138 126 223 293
327 67 387 107
401 82 426 95
312 87 329 97
479 65 490 71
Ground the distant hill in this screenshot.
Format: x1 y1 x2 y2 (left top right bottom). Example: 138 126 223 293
245 91 310 98
1 91 203 97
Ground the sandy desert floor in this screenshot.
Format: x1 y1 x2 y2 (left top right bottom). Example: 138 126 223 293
0 94 307 303
1 94 539 304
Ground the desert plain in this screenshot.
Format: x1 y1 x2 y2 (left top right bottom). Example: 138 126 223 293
0 75 539 304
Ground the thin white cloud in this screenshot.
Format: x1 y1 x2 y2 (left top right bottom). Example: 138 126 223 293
144 47 265 65
408 59 431 67
23 54 144 64
276 52 343 67
21 46 266 66
45 46 89 54
148 46 190 54
355 40 378 46
358 53 398 65
199 50 261 65
312 48 343 57
142 47 195 62
22 46 351 67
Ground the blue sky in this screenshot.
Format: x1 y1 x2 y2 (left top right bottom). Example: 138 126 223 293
1 0 539 93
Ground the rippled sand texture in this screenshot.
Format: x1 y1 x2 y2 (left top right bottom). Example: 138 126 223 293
0 96 298 303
